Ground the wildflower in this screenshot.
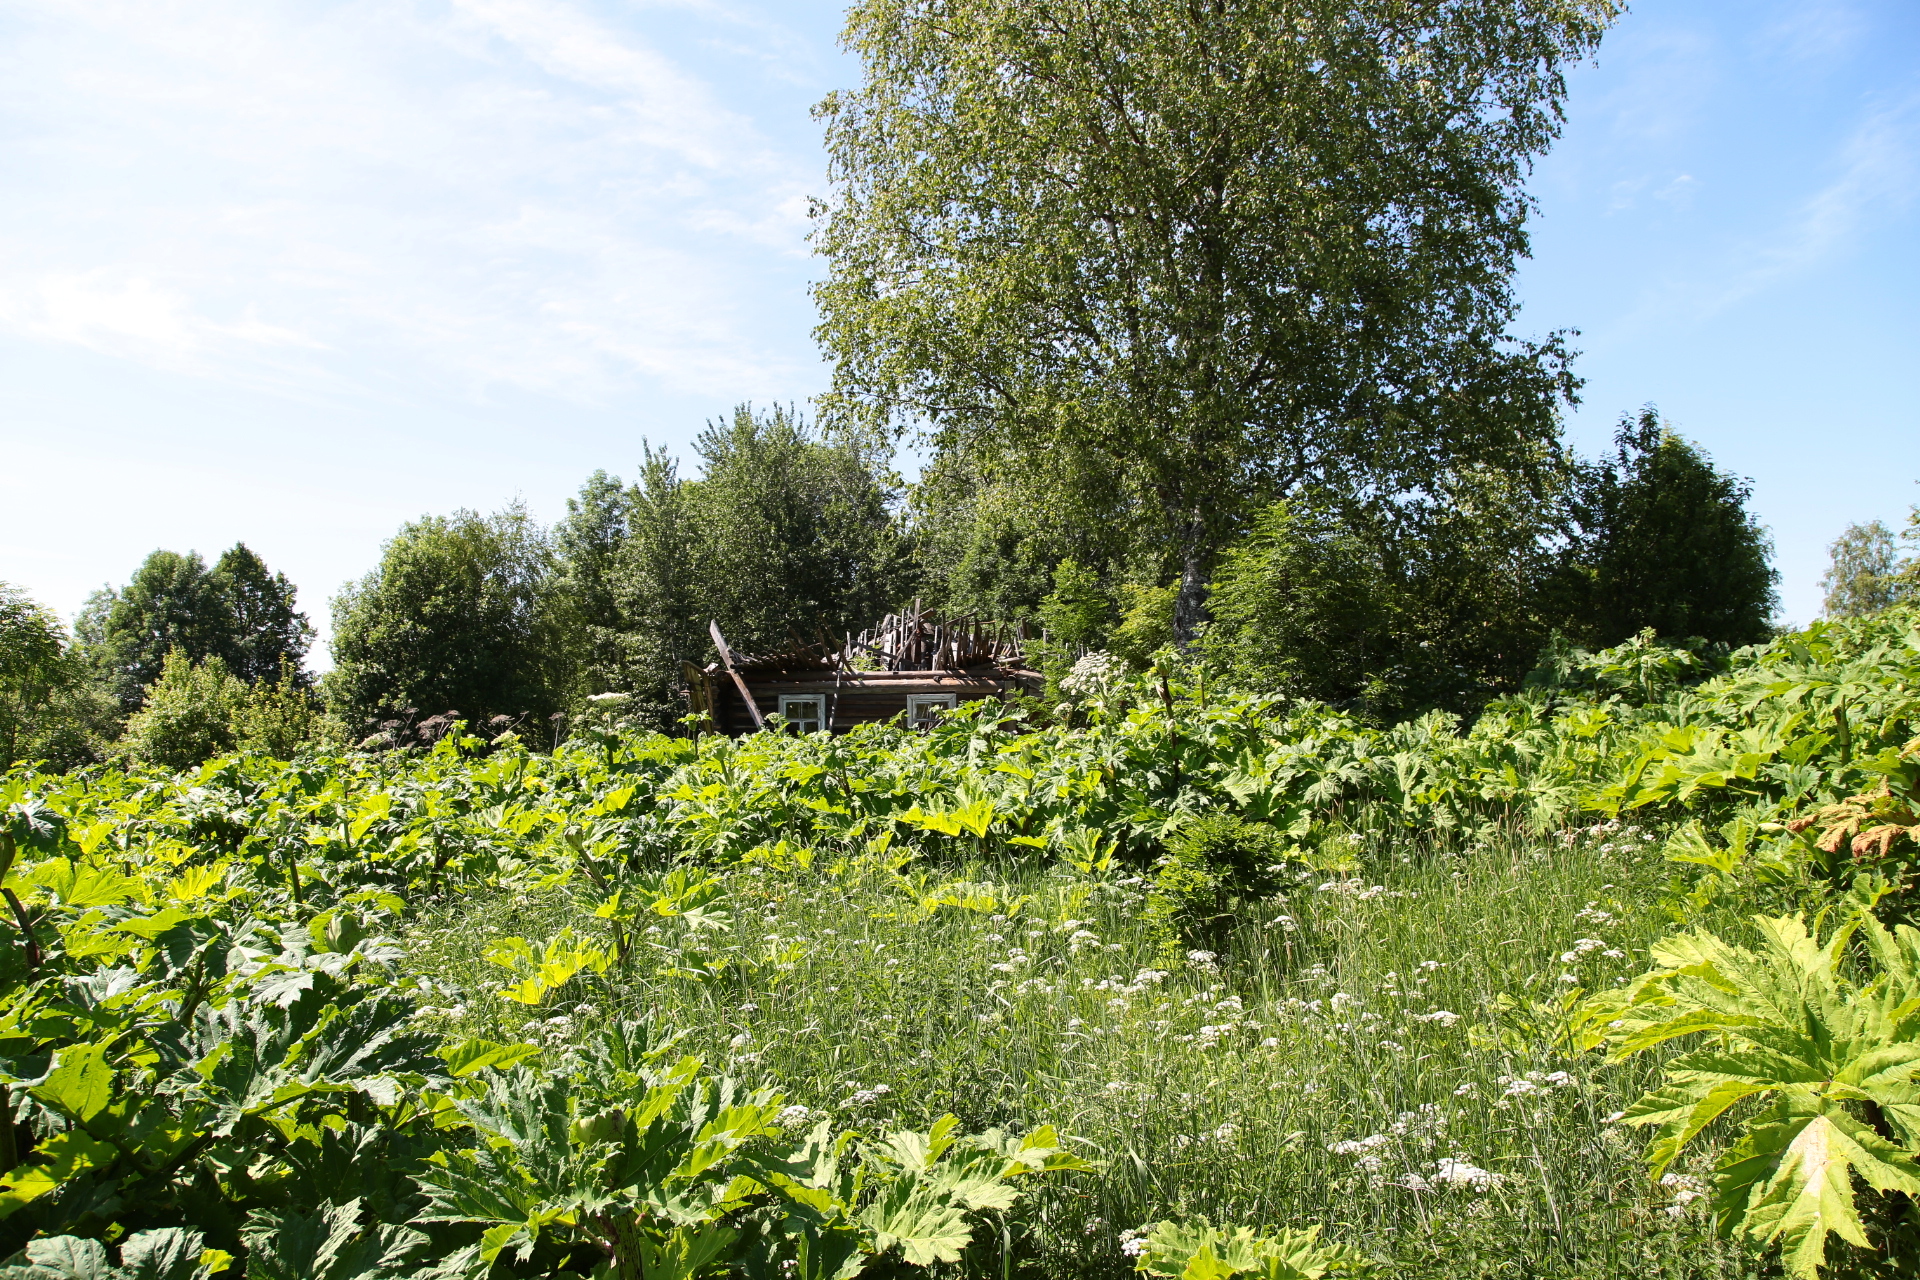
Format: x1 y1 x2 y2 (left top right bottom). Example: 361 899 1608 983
1269 914 1298 931
1186 949 1219 970
1070 930 1099 943
1411 1009 1460 1027
1377 1040 1405 1051
1542 1071 1576 1088
1328 1134 1391 1155
1557 973 1579 983
1118 1228 1150 1258
1260 1037 1280 1048
728 1032 752 1049
1602 948 1626 960
1417 960 1442 971
1432 1158 1500 1189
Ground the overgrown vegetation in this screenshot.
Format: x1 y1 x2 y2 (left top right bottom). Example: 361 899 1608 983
4 610 1919 1277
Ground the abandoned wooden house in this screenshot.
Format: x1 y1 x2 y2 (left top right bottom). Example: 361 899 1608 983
688 608 1041 735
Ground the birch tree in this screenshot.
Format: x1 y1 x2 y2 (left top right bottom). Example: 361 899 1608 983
814 0 1615 636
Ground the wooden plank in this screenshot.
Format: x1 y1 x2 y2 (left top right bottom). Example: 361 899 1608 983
709 620 765 730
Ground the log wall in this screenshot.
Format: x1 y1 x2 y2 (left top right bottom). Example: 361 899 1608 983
706 671 1033 735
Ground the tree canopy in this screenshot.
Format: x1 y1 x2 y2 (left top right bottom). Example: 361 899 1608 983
0 582 114 770
1559 409 1778 648
552 405 916 727
326 505 563 735
814 0 1616 636
1821 515 1916 619
79 544 312 712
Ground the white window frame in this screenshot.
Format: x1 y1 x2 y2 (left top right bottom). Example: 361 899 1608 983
905 693 957 729
777 695 825 734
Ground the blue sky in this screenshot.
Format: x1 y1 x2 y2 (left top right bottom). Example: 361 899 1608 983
2 0 1914 658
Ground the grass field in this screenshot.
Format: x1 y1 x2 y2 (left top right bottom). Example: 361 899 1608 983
402 822 1768 1278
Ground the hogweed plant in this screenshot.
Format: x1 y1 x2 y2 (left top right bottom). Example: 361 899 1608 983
1578 914 1920 1277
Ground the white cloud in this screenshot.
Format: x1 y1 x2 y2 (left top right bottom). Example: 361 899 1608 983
0 0 826 404
0 271 325 368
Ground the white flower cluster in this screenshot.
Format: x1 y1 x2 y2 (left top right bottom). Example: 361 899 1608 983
1327 1133 1392 1171
1117 1227 1151 1258
1497 1070 1578 1101
1660 1172 1708 1217
776 1105 816 1128
1409 1009 1461 1027
841 1083 893 1107
1061 651 1122 698
1559 938 1607 962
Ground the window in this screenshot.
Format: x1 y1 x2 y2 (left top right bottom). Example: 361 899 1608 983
777 696 824 734
905 694 956 729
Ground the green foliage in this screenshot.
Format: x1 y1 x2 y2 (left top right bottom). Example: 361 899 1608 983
80 546 311 714
1133 1219 1374 1280
1037 560 1114 651
1109 585 1178 671
908 447 1142 623
814 0 1609 632
1822 516 1917 620
1203 478 1561 718
209 545 316 688
1523 630 1728 708
1581 915 1920 1278
0 1228 225 1280
327 503 565 735
0 584 114 772
119 651 248 769
1202 501 1396 708
550 408 915 730
684 405 915 658
11 606 1920 1277
1559 410 1779 648
231 660 345 760
1144 815 1298 957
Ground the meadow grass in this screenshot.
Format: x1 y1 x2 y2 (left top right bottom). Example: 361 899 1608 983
401 823 1772 1279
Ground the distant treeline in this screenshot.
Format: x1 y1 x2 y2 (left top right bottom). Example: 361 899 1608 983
3 399 1843 774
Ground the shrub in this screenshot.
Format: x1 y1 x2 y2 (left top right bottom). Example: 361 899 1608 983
1144 814 1294 956
231 659 346 759
119 650 246 769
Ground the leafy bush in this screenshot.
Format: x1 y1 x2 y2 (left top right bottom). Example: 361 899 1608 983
1144 815 1298 956
230 660 345 759
118 650 246 768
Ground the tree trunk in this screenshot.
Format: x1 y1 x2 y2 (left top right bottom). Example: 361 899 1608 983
1172 523 1210 647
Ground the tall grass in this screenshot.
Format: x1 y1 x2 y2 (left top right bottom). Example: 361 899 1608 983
401 823 1768 1279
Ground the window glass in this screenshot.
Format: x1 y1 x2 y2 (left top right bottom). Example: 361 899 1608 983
906 694 956 729
778 696 824 733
